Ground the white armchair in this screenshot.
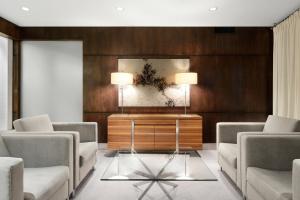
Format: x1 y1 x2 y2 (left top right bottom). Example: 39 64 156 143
52 122 98 188
240 133 300 200
216 122 265 187
10 115 98 195
217 115 300 194
0 134 73 200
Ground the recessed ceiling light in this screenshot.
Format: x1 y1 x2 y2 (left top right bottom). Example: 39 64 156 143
209 7 218 12
116 7 124 11
21 6 30 11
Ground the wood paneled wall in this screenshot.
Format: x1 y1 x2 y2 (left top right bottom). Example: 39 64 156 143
0 17 20 39
20 27 273 143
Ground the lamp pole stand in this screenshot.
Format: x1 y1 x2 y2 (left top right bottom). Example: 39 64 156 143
184 84 187 115
120 85 124 114
175 73 197 115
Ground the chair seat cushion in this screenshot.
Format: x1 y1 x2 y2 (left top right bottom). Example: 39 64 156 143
218 143 237 168
247 167 292 200
79 142 97 167
263 115 300 132
13 114 54 132
24 166 69 200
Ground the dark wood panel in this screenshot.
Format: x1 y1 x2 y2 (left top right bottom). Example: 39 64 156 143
83 113 109 143
83 28 217 55
13 41 21 120
20 27 84 40
18 26 273 143
84 56 118 112
215 28 272 55
0 17 20 39
190 55 272 113
21 27 271 55
84 55 272 114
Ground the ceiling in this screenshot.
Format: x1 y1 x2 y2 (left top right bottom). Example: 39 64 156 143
0 0 299 27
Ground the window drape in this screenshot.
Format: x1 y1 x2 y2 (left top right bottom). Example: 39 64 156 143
0 36 13 130
273 10 300 118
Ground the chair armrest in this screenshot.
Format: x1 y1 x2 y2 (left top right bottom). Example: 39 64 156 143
0 157 24 200
1 133 73 167
293 159 300 200
52 122 98 143
236 132 262 189
240 133 300 194
1 134 74 194
52 131 79 188
216 122 265 144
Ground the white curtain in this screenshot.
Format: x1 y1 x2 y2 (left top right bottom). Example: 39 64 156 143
273 10 300 119
0 36 13 130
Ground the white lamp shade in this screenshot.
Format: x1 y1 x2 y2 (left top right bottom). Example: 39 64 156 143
111 72 133 85
175 72 198 85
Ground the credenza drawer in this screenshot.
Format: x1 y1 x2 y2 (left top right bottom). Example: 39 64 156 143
134 120 176 125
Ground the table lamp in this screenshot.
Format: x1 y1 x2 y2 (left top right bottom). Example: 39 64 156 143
111 72 133 113
175 72 198 115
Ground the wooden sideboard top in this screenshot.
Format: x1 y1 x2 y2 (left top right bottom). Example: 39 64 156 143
108 114 202 120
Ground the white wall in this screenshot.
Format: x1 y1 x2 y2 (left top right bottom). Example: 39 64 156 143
21 41 83 122
0 36 13 130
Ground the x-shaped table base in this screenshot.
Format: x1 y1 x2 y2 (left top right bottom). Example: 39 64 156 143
131 151 179 200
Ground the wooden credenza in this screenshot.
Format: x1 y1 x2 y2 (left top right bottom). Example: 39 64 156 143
108 114 202 150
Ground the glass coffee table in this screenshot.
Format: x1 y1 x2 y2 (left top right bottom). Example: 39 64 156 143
101 148 206 200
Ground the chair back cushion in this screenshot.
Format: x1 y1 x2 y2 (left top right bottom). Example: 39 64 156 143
13 114 54 132
263 115 300 132
0 135 9 156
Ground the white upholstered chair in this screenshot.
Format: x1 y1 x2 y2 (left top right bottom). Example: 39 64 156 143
0 133 73 200
217 115 300 199
7 114 98 195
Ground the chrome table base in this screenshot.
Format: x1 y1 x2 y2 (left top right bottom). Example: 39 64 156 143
132 151 178 200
